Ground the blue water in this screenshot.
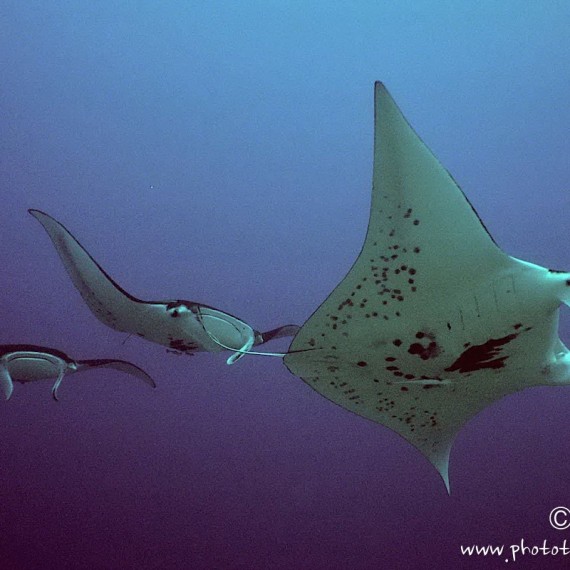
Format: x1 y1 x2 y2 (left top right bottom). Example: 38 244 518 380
1 2 570 568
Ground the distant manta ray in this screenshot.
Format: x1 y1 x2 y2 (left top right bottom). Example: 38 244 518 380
29 210 299 365
0 344 155 401
283 82 570 492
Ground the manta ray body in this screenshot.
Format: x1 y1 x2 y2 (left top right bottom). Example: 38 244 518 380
283 82 570 491
29 210 298 365
0 344 155 401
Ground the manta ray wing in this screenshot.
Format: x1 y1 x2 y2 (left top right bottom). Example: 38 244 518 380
284 83 569 491
29 209 151 333
76 359 157 388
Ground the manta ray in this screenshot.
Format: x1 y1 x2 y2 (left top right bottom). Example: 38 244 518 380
0 344 155 401
283 82 570 492
29 210 298 365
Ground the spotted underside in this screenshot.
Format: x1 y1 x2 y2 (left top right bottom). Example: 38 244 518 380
284 82 569 491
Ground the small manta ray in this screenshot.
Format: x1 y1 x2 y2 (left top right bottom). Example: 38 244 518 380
282 82 570 492
29 210 298 365
0 344 156 401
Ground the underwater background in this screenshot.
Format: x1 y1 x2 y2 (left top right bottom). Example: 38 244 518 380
1 2 570 568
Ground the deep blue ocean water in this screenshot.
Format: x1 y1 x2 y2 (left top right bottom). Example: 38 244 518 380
1 2 570 568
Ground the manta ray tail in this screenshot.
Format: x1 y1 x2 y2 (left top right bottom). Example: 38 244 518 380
257 324 301 344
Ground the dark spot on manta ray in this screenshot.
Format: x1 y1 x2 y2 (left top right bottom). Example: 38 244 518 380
169 339 199 353
408 341 441 360
393 339 402 346
408 331 441 360
444 333 518 374
166 348 191 356
357 361 368 367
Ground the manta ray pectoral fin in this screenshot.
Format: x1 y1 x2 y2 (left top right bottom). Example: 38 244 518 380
76 359 157 388
28 209 144 333
429 445 452 495
0 363 14 400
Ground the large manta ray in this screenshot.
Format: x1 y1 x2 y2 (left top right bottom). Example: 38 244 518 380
283 82 570 492
29 210 299 365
